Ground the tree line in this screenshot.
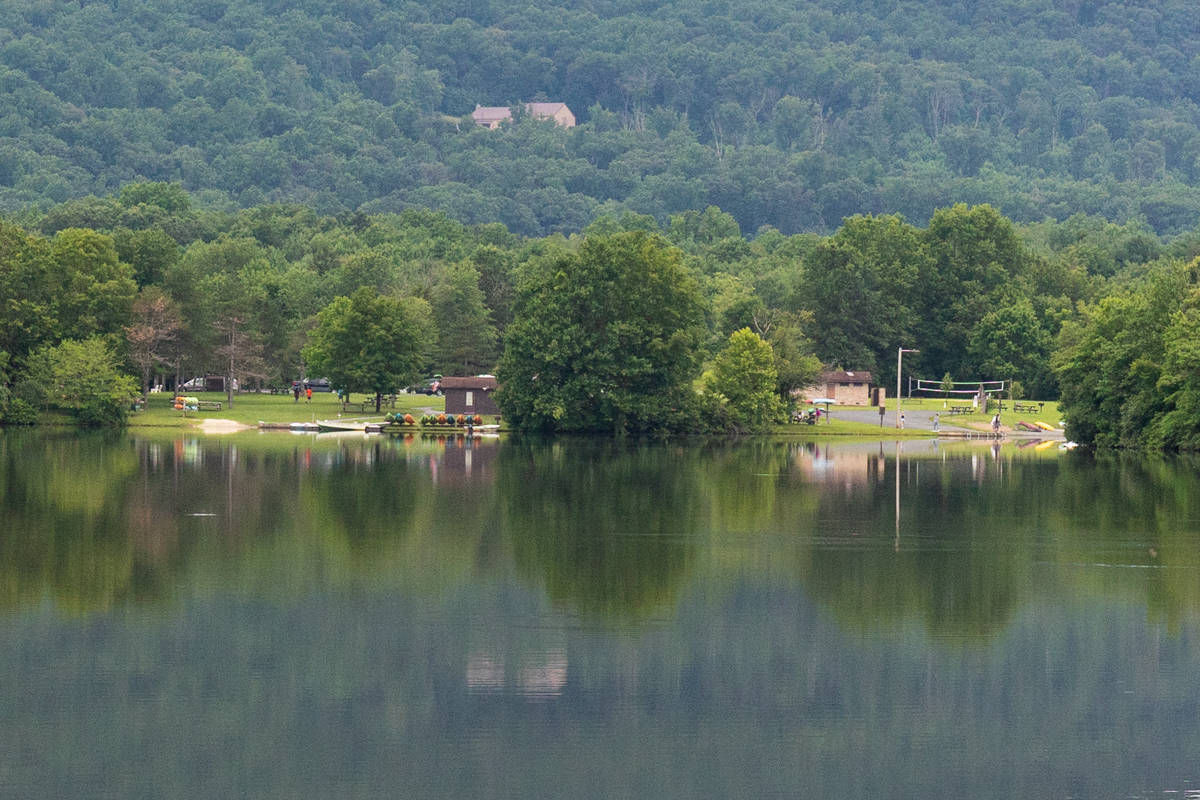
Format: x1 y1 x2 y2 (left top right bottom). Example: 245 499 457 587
2 182 1195 443
3 0 1200 237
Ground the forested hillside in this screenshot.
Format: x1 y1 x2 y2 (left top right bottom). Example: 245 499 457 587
3 0 1200 236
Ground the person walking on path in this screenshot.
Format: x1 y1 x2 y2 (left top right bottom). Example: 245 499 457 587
932 412 940 432
305 386 313 403
899 413 905 429
991 413 1001 436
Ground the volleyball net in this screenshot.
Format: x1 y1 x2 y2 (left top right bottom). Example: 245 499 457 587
911 378 1007 396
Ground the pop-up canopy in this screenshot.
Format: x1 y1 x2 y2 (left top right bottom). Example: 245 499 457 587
808 398 835 423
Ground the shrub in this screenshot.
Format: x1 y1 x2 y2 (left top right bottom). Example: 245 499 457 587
1 398 38 425
23 338 138 428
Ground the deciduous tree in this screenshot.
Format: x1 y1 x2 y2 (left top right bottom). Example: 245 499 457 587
22 337 138 427
703 328 783 431
124 288 182 399
303 287 434 412
497 231 706 433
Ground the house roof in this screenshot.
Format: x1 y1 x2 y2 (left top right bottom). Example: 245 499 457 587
472 103 572 124
472 105 512 123
525 102 568 116
440 376 498 391
822 370 873 384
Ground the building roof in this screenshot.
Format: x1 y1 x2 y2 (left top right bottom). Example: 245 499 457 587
472 105 513 123
440 376 498 391
822 370 874 384
472 103 572 125
525 102 568 116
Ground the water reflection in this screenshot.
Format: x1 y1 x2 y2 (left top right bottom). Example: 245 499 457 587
466 648 568 699
4 432 1200 798
3 432 1200 631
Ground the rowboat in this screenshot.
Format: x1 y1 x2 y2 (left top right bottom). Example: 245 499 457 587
315 419 370 432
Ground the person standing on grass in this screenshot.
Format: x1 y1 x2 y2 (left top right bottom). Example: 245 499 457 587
293 383 300 402
991 413 1000 436
306 386 312 403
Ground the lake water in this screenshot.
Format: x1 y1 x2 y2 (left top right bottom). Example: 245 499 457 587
2 430 1199 799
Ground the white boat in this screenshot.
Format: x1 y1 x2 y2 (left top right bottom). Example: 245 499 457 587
315 419 370 432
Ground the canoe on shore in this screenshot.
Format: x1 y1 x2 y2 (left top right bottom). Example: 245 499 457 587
315 419 370 432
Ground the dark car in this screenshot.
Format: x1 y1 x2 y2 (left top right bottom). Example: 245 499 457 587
293 378 332 392
407 377 442 396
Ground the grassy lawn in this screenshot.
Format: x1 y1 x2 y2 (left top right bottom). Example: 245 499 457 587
121 391 1060 437
892 397 1063 430
127 390 446 428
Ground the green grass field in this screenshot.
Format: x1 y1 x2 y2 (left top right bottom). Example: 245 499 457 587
122 390 1059 436
892 397 1062 429
127 390 446 428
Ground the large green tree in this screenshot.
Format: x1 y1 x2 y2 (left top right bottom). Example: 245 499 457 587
703 328 783 431
49 228 137 343
21 337 138 427
1053 259 1196 447
303 287 434 412
759 311 823 403
798 214 926 386
430 261 497 376
966 297 1055 399
497 231 706 433
915 204 1037 383
0 222 56 365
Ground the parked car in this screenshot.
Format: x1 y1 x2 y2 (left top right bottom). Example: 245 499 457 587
292 378 332 392
180 377 206 391
407 377 442 396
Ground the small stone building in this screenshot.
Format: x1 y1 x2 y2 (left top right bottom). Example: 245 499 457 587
801 370 875 405
442 376 501 417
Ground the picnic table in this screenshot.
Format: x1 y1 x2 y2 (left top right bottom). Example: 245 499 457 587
340 395 396 412
196 400 222 411
947 405 974 415
1013 402 1044 413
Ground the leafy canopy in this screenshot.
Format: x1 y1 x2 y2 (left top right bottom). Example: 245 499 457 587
302 287 434 404
22 337 138 427
497 231 706 434
704 328 783 431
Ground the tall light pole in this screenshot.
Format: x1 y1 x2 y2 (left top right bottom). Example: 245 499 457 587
895 347 919 428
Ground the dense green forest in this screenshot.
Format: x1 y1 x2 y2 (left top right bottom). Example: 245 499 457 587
3 0 1200 236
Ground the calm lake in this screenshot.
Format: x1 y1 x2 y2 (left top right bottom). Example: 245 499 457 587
2 430 1199 799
